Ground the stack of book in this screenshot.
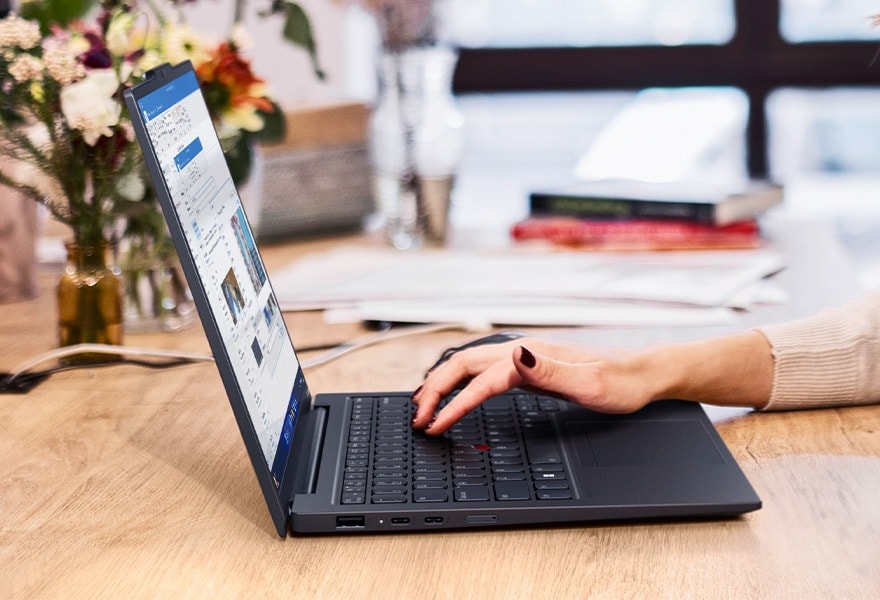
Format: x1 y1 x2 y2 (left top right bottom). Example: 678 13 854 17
512 180 783 251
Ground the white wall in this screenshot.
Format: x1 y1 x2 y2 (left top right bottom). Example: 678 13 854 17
182 0 357 109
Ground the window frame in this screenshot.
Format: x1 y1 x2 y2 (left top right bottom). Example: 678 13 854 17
452 0 880 177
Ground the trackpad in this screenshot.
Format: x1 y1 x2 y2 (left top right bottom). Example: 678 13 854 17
562 419 725 468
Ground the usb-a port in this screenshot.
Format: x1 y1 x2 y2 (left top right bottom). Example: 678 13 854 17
391 517 410 525
336 515 365 528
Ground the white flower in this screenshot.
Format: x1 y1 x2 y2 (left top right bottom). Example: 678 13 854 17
223 106 265 133
60 70 122 146
42 38 85 85
8 53 42 82
14 123 64 203
0 14 41 50
161 23 212 66
106 12 137 57
230 23 253 52
114 170 146 202
24 121 51 149
135 49 165 76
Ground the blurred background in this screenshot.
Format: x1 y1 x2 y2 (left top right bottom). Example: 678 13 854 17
10 0 880 286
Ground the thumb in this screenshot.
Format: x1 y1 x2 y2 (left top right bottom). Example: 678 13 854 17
513 345 577 393
512 345 607 410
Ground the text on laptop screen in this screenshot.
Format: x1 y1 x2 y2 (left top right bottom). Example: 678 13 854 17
134 69 304 487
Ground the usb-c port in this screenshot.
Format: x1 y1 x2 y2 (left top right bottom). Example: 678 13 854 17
424 516 443 524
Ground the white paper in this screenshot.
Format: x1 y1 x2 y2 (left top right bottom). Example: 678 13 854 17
324 296 737 328
271 247 785 311
270 245 786 327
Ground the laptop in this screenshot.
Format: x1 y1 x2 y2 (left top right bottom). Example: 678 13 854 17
124 61 761 537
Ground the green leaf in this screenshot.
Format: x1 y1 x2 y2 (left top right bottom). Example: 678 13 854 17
224 133 253 186
250 101 285 143
281 2 326 80
19 0 97 33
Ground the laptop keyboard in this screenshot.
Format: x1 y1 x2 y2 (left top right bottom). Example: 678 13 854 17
340 393 573 505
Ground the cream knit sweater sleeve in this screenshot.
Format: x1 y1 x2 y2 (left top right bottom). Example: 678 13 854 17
756 290 880 410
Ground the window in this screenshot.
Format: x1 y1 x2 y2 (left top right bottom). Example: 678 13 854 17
448 0 880 179
441 0 735 48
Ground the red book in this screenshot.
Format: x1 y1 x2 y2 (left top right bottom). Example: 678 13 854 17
510 217 762 251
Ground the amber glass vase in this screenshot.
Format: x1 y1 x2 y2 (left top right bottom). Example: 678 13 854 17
57 242 123 357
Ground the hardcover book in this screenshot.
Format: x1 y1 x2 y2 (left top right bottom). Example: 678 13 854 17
510 217 761 251
529 180 783 226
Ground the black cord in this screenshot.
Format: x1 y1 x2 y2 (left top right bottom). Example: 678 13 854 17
0 357 207 394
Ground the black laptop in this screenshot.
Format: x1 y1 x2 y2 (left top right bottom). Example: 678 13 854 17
124 62 761 537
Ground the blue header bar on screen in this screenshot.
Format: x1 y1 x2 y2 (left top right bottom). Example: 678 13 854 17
137 69 200 122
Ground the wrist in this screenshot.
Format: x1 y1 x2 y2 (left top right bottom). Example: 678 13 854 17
627 332 774 409
625 344 685 404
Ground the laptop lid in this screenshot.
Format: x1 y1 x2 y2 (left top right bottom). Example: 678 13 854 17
124 61 308 536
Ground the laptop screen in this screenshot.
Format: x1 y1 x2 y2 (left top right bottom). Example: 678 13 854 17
128 64 304 489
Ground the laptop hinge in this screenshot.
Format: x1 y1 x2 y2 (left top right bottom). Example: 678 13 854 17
291 406 327 496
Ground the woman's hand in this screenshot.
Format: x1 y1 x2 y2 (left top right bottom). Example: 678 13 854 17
410 338 657 435
410 331 774 435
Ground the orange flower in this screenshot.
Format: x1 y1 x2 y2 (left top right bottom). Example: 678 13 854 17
195 42 274 118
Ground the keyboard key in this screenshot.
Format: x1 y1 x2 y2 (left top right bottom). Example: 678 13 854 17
494 480 531 501
524 436 562 465
371 494 407 504
536 489 572 500
414 489 449 503
538 398 560 411
454 485 491 502
373 479 406 488
532 472 567 481
379 396 409 407
452 463 484 472
414 465 445 473
482 397 512 411
372 486 407 495
452 472 487 480
374 448 406 457
490 457 523 466
531 464 564 473
489 449 521 458
415 481 448 489
342 493 365 504
534 480 569 490
491 465 525 474
373 469 406 478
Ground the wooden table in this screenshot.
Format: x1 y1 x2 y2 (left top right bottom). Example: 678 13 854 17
2 228 879 599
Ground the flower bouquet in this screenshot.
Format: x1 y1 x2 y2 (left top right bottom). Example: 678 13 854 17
0 0 311 342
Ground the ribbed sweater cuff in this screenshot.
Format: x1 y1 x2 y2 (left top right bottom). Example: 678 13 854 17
757 308 874 411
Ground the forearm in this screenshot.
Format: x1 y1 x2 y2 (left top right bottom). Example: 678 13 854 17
757 291 880 410
633 331 774 409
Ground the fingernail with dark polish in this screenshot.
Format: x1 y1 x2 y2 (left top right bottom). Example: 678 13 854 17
410 385 423 400
426 417 437 430
519 346 536 368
